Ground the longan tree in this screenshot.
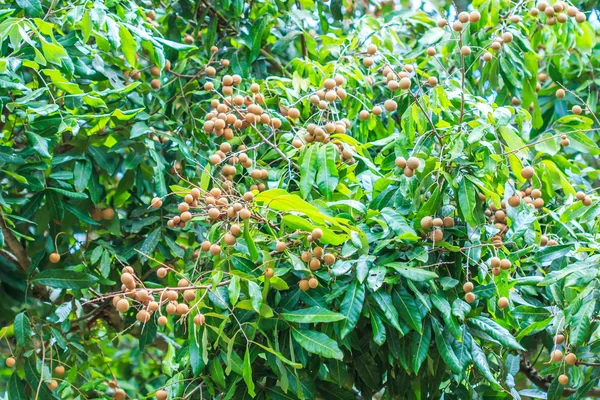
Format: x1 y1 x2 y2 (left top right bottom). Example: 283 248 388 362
1 0 600 399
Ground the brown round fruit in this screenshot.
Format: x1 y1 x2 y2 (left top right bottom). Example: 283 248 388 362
308 278 318 289
420 216 433 230
463 282 474 293
156 390 168 400
558 374 569 385
565 353 577 365
465 292 476 303
55 365 65 375
551 349 563 362
554 334 565 344
521 166 534 179
500 259 511 270
299 279 310 291
49 252 61 263
6 357 16 367
48 380 58 390
497 296 509 309
276 241 287 252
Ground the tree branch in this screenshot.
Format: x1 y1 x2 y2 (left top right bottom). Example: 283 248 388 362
520 353 600 397
0 215 31 273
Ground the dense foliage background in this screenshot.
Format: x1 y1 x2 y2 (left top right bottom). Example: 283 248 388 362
1 0 600 398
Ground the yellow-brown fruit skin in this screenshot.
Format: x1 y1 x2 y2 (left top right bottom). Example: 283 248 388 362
565 353 577 365
558 374 569 385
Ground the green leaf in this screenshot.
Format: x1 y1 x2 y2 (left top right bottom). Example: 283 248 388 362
247 281 263 313
458 178 478 227
281 306 345 323
470 337 500 386
292 328 343 360
25 131 51 158
243 346 256 397
8 371 26 400
468 316 524 351
48 187 88 199
32 269 98 290
410 318 431 373
431 318 462 375
386 263 438 281
119 25 137 66
73 161 92 192
570 295 595 346
371 290 403 333
244 219 259 262
139 229 161 260
16 0 42 17
316 144 339 200
24 357 58 400
45 190 64 220
299 145 319 199
339 281 365 339
392 286 422 333
14 312 31 347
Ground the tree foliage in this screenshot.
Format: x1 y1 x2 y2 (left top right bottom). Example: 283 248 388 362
1 0 600 399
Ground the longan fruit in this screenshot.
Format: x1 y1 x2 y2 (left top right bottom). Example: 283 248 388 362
558 374 569 385
323 253 335 265
565 353 577 365
311 228 323 239
452 21 463 31
492 267 501 276
359 110 370 120
491 41 501 50
497 296 509 309
490 257 501 268
395 157 407 168
158 316 168 326
114 389 126 400
551 349 563 362
149 301 159 311
533 198 544 209
150 66 160 77
55 365 65 375
583 196 592 206
557 13 567 22
388 80 399 91
210 244 221 255
406 157 420 170
463 282 474 293
399 77 411 90
313 246 324 258
461 46 471 56
384 99 397 112
404 166 415 177
180 211 192 222
575 12 586 23
301 251 312 262
49 252 61 263
420 216 433 229
437 19 447 28
194 314 206 326
151 79 161 89
6 357 15 367
483 52 492 62
201 240 211 251
224 234 236 246
465 292 476 303
156 389 168 400
500 259 511 270
572 105 582 115
443 217 454 228
508 195 521 207
431 229 443 242
151 197 163 208
102 208 115 220
165 302 176 315
299 279 310 291
130 69 141 80
48 380 58 390
530 7 540 16
457 11 469 22
176 303 189 315
367 44 377 55
178 202 189 213
121 272 135 287
521 166 534 179
136 289 149 302
243 191 254 202
308 278 318 289
511 15 521 23
183 290 196 302
207 208 220 220
531 189 541 199
363 57 374 67
239 208 251 220
275 241 287 252
427 76 438 86
432 218 443 227
309 258 321 271
567 6 577 16
426 47 436 56
556 89 565 99
288 108 300 119
554 334 565 344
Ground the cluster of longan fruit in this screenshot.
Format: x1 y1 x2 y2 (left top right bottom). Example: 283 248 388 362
575 190 593 206
530 1 586 25
395 156 422 177
91 206 116 221
202 82 278 140
124 60 170 90
489 256 512 277
303 75 348 112
550 337 578 386
437 10 481 32
303 119 350 145
334 140 357 165
113 266 206 328
4 356 65 391
480 195 508 248
420 215 454 243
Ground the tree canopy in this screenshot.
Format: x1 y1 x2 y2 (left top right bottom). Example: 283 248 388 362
1 0 600 399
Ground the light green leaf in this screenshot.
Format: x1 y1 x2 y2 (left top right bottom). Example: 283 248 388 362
291 328 343 360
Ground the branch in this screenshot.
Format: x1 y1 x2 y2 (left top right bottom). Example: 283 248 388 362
0 215 31 273
520 353 600 397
